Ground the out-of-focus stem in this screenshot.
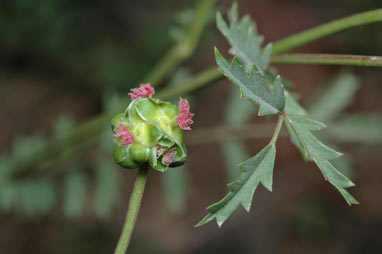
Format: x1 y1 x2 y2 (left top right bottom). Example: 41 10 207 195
142 0 215 85
185 122 286 146
12 67 222 179
271 53 382 67
272 9 382 54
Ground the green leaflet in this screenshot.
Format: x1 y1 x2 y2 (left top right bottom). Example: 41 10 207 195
93 160 120 218
216 3 272 73
283 95 358 205
215 48 285 116
225 86 257 126
328 114 382 144
221 139 250 182
63 170 87 217
162 165 188 214
222 86 253 181
308 72 359 123
54 114 75 137
196 144 276 227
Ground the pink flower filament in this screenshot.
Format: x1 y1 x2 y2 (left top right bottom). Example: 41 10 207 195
129 83 155 100
114 123 134 145
156 145 167 158
162 149 177 166
176 98 194 130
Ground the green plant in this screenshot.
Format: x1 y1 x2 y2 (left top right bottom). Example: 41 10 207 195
1 1 382 253
195 3 381 227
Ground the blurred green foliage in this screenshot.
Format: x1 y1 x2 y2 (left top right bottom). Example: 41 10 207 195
0 0 173 92
0 0 381 227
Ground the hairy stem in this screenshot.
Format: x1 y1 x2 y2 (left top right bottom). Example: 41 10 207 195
271 53 382 67
114 164 149 254
272 9 382 54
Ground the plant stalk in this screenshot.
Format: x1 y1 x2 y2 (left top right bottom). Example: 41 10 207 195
142 0 215 85
270 116 284 145
271 53 382 67
114 164 149 254
272 9 382 54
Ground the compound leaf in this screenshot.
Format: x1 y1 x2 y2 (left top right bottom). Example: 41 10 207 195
197 144 276 227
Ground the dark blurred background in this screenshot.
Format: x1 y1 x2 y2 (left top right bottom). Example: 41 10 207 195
0 0 381 253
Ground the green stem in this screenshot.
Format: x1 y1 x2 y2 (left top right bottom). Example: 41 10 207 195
156 67 222 99
114 164 149 254
185 122 284 145
272 9 382 54
271 53 382 67
11 66 222 179
270 116 284 145
142 0 215 85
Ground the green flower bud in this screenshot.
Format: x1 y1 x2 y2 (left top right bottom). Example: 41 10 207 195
111 84 193 172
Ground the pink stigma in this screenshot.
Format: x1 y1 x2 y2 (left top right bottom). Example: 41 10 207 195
176 98 194 130
162 149 177 166
129 83 155 100
114 123 134 146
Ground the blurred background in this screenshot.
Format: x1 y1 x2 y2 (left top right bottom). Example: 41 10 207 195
0 0 381 253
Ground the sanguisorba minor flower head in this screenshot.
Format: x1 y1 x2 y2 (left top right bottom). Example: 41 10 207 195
111 84 194 172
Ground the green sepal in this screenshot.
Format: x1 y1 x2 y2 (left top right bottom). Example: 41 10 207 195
158 137 175 148
149 97 165 104
148 147 158 167
174 142 187 162
149 147 169 172
128 101 163 147
111 113 125 130
171 126 187 162
169 152 186 168
152 161 169 172
135 98 160 121
135 98 179 139
129 142 149 164
161 101 179 121
113 146 137 169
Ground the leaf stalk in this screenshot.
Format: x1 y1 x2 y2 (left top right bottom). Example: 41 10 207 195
270 116 284 145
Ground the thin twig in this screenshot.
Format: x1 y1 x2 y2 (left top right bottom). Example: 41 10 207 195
271 53 382 67
272 9 382 54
